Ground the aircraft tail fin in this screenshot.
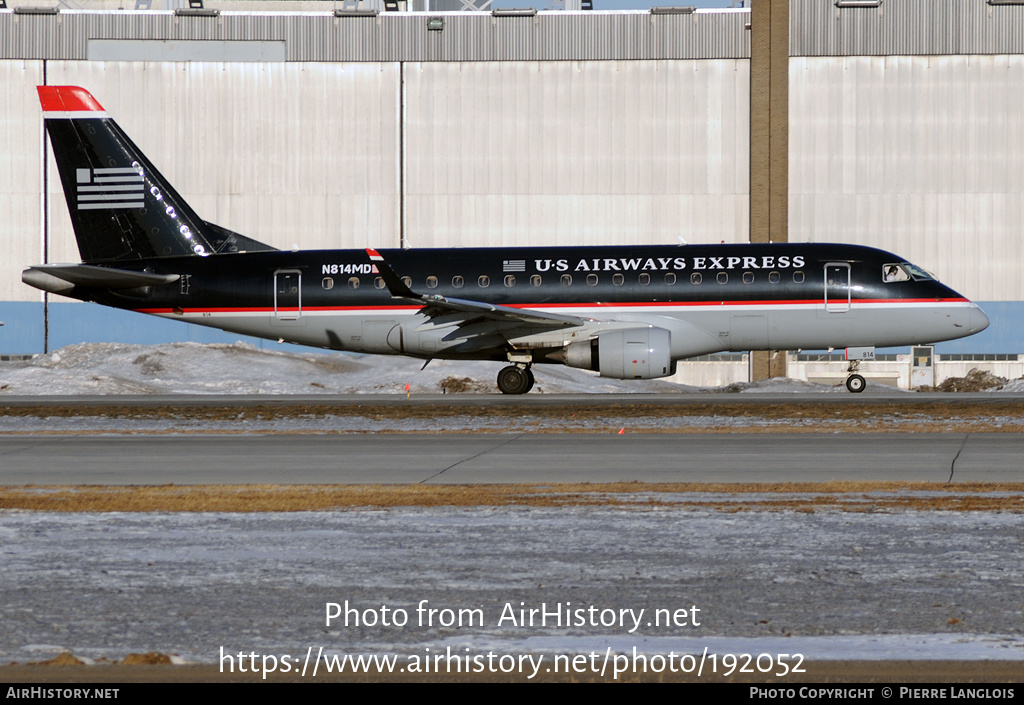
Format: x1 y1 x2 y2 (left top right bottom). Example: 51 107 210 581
38 86 276 263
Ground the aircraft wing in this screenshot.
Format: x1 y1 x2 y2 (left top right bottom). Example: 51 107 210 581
413 295 584 328
366 248 588 330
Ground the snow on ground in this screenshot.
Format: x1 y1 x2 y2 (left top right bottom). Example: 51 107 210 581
999 377 1024 394
2 506 1023 665
0 342 843 395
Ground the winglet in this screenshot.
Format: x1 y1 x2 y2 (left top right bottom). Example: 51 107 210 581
365 248 419 299
38 86 108 117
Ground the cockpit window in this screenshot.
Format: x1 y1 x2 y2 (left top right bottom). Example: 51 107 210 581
882 264 911 283
902 263 935 281
883 263 933 282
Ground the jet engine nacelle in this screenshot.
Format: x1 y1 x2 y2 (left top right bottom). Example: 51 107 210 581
562 326 674 379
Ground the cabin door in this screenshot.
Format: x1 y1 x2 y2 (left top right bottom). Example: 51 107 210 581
823 263 851 313
274 269 302 321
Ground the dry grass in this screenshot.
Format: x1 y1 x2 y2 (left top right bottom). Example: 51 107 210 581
28 652 85 667
119 653 173 665
5 400 1024 434
2 482 1023 513
3 400 1023 421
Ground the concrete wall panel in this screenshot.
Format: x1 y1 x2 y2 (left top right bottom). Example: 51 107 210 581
403 59 750 249
790 55 1024 303
43 61 401 259
0 61 44 303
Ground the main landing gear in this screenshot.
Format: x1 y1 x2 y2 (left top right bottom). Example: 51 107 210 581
497 364 535 395
845 360 866 393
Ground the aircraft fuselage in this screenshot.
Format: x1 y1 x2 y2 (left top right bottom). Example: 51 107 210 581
70 242 985 363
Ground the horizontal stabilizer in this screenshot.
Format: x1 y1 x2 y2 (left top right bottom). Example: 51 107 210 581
23 264 179 294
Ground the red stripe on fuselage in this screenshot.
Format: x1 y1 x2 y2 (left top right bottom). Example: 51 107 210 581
501 298 968 309
132 297 969 315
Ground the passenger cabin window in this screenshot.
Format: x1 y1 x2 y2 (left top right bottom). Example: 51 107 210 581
322 277 334 290
401 276 412 288
665 273 677 285
504 275 516 287
883 264 911 283
561 274 572 286
690 273 702 285
612 273 624 286
348 277 360 289
452 276 464 288
768 271 781 284
530 275 542 287
374 277 386 289
742 272 754 284
586 274 599 286
793 271 805 284
717 272 728 285
478 275 490 288
426 276 438 289
638 273 651 286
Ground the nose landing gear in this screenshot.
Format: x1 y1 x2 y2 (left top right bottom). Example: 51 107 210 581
845 373 866 393
845 359 866 393
497 364 535 395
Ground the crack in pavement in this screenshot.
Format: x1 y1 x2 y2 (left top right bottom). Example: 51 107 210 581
419 433 527 483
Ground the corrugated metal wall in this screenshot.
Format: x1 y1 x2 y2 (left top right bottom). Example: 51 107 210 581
0 10 751 62
10 2 1024 63
2 54 749 302
403 60 749 248
43 61 400 267
0 61 44 303
790 54 1024 303
791 0 1024 57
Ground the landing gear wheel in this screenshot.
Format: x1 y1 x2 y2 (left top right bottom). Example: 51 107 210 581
846 374 866 393
523 367 535 394
497 365 532 395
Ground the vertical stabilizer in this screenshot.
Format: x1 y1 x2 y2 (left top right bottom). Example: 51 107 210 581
39 86 273 262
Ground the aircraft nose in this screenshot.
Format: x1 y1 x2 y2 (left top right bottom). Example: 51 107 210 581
969 304 990 334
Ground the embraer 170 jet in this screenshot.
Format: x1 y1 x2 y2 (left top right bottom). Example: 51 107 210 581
25 86 990 393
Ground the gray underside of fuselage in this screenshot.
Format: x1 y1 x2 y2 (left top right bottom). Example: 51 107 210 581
160 303 977 361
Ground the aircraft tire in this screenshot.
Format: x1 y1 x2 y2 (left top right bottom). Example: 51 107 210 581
523 368 535 393
497 365 531 395
846 374 867 393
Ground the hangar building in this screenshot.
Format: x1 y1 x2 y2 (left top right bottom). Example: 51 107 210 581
1 0 1021 384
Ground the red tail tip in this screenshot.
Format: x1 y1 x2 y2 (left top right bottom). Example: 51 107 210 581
37 86 105 113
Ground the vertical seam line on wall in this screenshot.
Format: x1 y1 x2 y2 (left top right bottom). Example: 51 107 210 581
399 61 406 249
42 59 49 354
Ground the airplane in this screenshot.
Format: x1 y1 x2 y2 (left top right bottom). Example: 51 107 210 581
24 85 990 394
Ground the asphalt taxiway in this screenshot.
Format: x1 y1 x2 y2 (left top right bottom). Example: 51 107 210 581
3 393 1024 484
1 432 1021 484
